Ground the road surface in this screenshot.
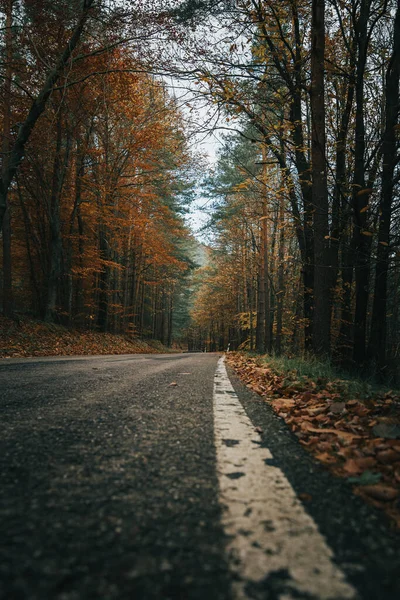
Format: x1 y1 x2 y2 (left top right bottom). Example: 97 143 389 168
0 353 399 600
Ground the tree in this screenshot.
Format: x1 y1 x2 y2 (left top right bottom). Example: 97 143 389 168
0 0 96 231
311 0 330 355
184 0 400 378
1 0 15 317
368 1 400 371
9 44 196 336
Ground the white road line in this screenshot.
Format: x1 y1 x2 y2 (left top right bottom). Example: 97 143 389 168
213 357 357 600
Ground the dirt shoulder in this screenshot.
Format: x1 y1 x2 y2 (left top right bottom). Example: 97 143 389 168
0 316 171 358
226 352 400 529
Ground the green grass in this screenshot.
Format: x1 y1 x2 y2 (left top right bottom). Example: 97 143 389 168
254 352 396 399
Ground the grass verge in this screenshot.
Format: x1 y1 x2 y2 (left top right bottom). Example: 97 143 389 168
257 352 389 398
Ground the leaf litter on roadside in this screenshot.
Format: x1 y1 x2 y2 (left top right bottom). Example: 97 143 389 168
226 352 400 529
0 315 168 358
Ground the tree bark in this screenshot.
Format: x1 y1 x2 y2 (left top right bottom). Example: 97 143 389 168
333 43 356 363
352 0 372 366
275 193 285 355
338 230 355 364
1 0 14 317
311 0 330 355
368 3 400 370
291 3 314 351
256 212 266 353
97 225 109 332
45 112 70 322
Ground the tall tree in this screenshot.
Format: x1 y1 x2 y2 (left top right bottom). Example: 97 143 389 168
368 1 400 371
311 0 330 355
1 0 15 316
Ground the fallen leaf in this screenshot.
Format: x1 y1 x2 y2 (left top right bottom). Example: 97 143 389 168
306 406 327 416
337 446 354 459
315 452 338 465
307 427 362 441
254 367 270 376
361 485 399 502
376 449 400 464
272 398 296 407
351 404 370 417
298 492 312 502
317 441 335 452
343 457 376 475
300 392 315 402
250 384 264 395
329 402 346 414
355 456 377 469
346 400 359 406
314 413 330 423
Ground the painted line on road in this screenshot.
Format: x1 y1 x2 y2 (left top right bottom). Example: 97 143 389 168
213 356 357 600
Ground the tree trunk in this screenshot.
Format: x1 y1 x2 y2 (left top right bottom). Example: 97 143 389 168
291 4 314 351
45 112 68 322
262 207 271 354
275 195 285 355
75 209 84 327
168 287 173 347
2 208 12 316
255 218 266 353
331 45 356 363
311 0 330 356
97 225 109 332
352 0 372 366
368 3 400 371
1 0 14 317
249 277 254 351
67 132 84 323
17 179 41 314
338 230 355 365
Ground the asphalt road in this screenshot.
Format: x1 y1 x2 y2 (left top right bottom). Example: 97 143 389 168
0 353 399 600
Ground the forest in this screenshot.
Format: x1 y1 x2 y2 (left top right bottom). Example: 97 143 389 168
1 0 400 381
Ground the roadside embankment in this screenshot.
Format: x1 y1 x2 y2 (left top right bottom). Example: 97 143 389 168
226 352 400 528
0 316 170 358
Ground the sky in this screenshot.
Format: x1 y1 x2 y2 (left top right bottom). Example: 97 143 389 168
159 10 244 242
186 128 226 241
165 77 225 241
